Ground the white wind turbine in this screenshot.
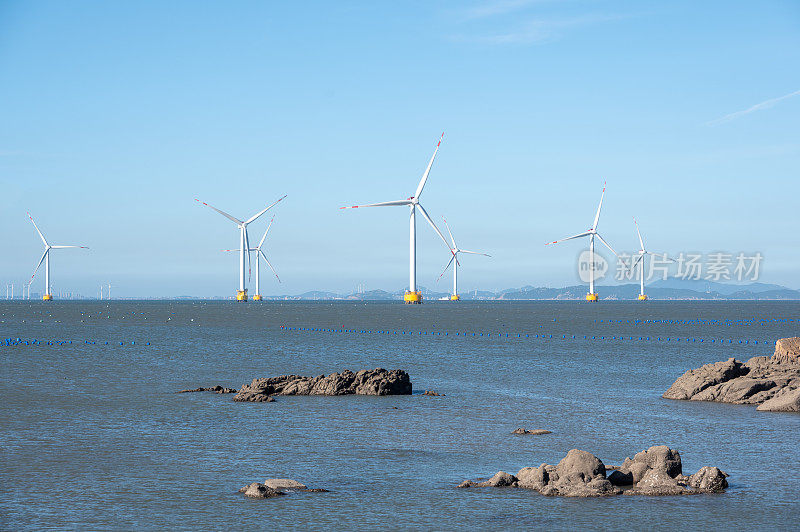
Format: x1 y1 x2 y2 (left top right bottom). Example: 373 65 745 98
437 218 490 301
341 133 454 304
223 216 280 301
630 218 672 301
27 212 88 301
545 182 619 302
195 195 286 301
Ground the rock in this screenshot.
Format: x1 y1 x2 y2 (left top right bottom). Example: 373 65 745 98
663 358 748 400
234 369 412 402
688 467 728 492
422 390 443 396
301 488 329 493
772 337 800 365
178 385 237 394
756 387 800 412
238 482 284 498
625 468 689 496
458 445 726 498
663 340 800 412
263 478 307 491
511 428 552 435
477 471 517 487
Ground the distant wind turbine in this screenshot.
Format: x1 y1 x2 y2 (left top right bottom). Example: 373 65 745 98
27 212 88 301
630 218 672 301
341 134 454 304
223 216 280 301
437 217 490 301
545 182 619 302
196 195 286 301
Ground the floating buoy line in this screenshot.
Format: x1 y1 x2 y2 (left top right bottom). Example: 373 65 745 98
2 338 150 348
278 326 769 346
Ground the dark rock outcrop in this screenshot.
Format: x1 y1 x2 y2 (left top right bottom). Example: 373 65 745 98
234 369 411 402
458 446 727 497
178 385 237 394
511 428 552 435
663 338 800 412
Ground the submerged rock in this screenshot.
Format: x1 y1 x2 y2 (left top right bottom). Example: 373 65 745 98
422 390 443 396
239 483 284 499
458 445 727 498
178 385 237 394
663 338 800 412
511 428 552 435
234 369 412 401
264 478 307 490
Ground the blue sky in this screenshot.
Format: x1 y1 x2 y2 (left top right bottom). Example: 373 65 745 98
1 0 798 297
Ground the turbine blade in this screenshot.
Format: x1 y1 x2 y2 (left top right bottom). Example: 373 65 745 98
592 181 606 230
633 217 645 250
195 199 242 225
246 195 287 224
442 217 457 248
436 253 456 283
340 200 412 209
260 250 280 283
414 133 444 200
545 232 590 245
30 249 48 282
257 216 274 250
595 232 619 257
417 203 454 252
459 250 491 257
27 212 48 245
628 254 644 273
50 245 88 249
648 251 675 262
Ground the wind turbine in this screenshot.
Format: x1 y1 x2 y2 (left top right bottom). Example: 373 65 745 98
341 133 454 304
27 212 88 301
195 195 286 301
223 216 280 301
630 218 672 301
437 218 490 301
545 182 619 302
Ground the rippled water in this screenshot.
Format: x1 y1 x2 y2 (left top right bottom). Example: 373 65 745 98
1 301 799 530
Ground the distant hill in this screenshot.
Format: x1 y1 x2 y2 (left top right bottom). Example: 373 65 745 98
263 281 800 301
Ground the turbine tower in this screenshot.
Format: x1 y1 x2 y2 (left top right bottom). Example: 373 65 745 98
545 183 618 302
437 218 490 301
224 216 280 301
630 218 672 301
341 134 453 304
27 212 88 301
196 195 286 301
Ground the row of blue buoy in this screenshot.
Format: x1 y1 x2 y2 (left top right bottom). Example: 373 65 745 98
279 327 766 345
2 337 150 348
594 317 796 326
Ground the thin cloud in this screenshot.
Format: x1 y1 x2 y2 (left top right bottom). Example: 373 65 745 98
452 14 623 45
463 0 557 19
706 89 800 126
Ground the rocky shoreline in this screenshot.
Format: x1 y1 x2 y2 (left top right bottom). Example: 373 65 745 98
663 337 800 412
458 445 727 497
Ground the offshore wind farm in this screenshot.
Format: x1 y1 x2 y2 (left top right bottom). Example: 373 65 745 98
1 2 798 531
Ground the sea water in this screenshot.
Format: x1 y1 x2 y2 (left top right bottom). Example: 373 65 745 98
1 301 799 530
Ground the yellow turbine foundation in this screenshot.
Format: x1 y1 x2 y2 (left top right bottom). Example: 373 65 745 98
586 293 598 302
638 294 648 301
404 291 422 304
43 294 53 301
253 294 263 301
236 290 248 302
450 294 460 301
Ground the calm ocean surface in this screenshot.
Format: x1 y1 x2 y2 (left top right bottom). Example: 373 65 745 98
1 301 799 530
